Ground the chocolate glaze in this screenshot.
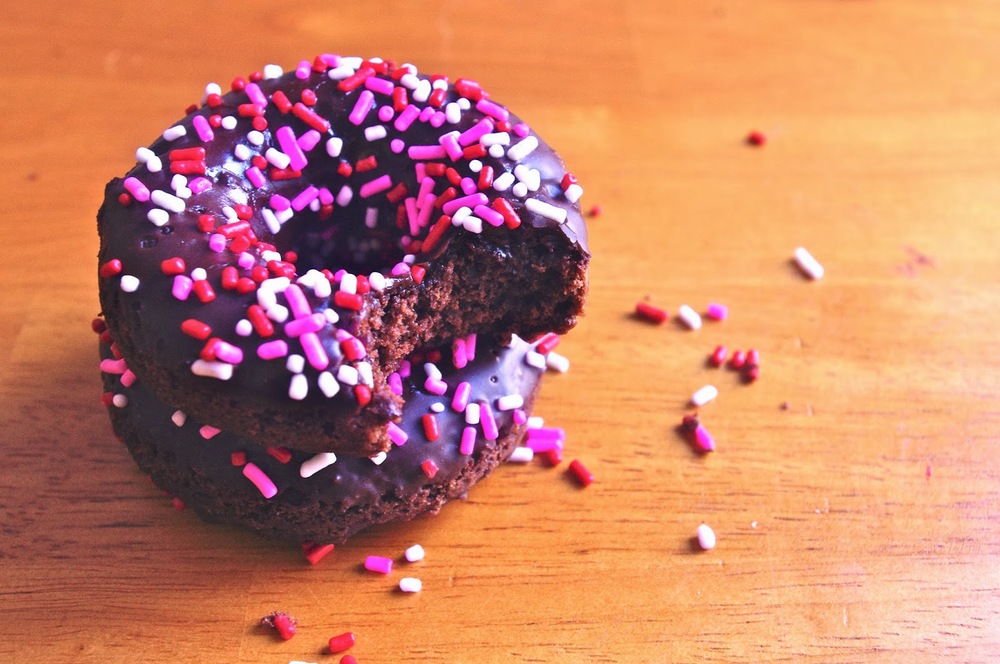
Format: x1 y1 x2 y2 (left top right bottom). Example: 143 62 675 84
97 56 588 455
102 335 545 544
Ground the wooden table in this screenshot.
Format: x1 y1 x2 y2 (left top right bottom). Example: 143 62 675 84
3 1 998 661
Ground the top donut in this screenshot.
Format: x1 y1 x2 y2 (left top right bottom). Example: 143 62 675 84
97 54 589 456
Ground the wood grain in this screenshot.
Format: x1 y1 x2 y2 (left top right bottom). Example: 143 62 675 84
2 1 999 661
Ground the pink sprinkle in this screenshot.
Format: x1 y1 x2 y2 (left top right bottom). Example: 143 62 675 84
390 138 405 153
526 436 564 454
364 555 393 574
208 233 226 252
460 426 477 455
100 358 127 374
243 463 278 499
276 126 308 171
474 204 505 227
360 174 392 198
513 409 527 425
465 333 477 361
120 369 137 388
513 122 531 138
408 145 447 160
388 372 403 395
458 118 494 146
295 59 311 79
394 104 421 131
694 424 716 452
480 401 499 441
398 360 411 379
245 166 266 189
283 284 312 318
476 98 509 122
257 339 289 360
348 90 375 125
526 427 566 443
269 194 291 211
299 332 330 370
291 185 320 211
172 275 193 301
189 177 211 194
416 193 436 228
377 105 395 122
387 421 409 446
442 193 488 216
419 106 435 122
451 381 471 412
244 82 267 107
452 339 468 369
430 111 446 128
317 187 334 205
706 303 729 321
192 114 214 142
439 132 463 160
199 424 221 439
459 177 478 195
297 129 321 152
424 377 448 396
123 176 150 202
365 76 394 95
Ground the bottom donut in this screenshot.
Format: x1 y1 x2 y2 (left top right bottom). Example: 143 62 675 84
100 335 545 544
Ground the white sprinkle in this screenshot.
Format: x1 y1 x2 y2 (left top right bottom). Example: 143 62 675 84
527 416 545 429
145 208 168 227
150 189 185 213
341 56 364 69
691 385 719 407
233 143 251 161
497 394 524 411
457 97 471 110
221 205 238 222
452 206 473 225
424 362 442 381
525 198 568 224
370 451 387 466
751 521 759 529
266 303 289 323
492 172 515 192
511 182 528 198
162 125 186 141
171 410 187 427
288 373 308 400
794 246 825 280
412 79 432 103
317 371 340 398
135 146 155 163
508 446 534 463
564 183 584 203
119 275 140 292
260 250 283 264
286 354 305 374
546 351 570 373
112 393 128 408
191 359 234 381
262 208 281 234
465 403 481 425
404 544 425 562
221 115 238 130
365 125 387 141
445 102 461 124
364 207 379 229
262 63 283 79
235 319 253 336
696 523 717 550
145 155 162 173
488 144 505 159
339 273 358 294
506 135 539 162
337 365 359 386
190 267 207 281
326 64 355 80
368 272 386 292
247 130 265 146
170 174 187 192
462 215 483 234
300 452 337 478
430 402 445 413
480 132 510 147
525 351 547 370
357 361 374 387
678 304 702 330
468 159 483 173
336 185 353 207
399 577 422 593
265 147 291 169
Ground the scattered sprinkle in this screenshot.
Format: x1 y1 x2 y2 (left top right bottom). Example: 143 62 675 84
327 632 356 654
696 523 717 550
567 459 594 487
635 301 668 324
364 555 393 574
260 611 297 640
404 544 425 562
745 130 766 147
690 385 719 407
399 577 423 593
677 304 702 330
793 246 824 280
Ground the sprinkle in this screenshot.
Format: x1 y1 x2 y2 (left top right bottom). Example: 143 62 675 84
404 544 425 562
303 542 336 565
635 301 668 324
370 451 387 465
359 174 392 198
399 577 422 593
479 401 498 441
318 371 340 397
300 452 337 478
451 381 472 412
746 130 766 147
475 98 509 122
243 463 278 499
327 632 356 654
546 351 570 373
172 275 193 300
422 414 440 441
171 410 186 427
681 414 716 452
119 275 140 292
199 425 221 439
420 459 439 478
729 350 747 370
706 303 729 321
506 135 539 161
696 523 717 550
691 385 719 407
288 373 308 400
162 125 186 141
709 345 728 367
568 459 594 487
508 447 534 463
147 208 170 227
459 426 477 454
524 197 567 223
123 177 150 202
364 125 388 141
364 555 393 574
326 137 344 157
112 393 128 408
387 421 409 446
793 246 825 280
497 394 524 411
678 304 702 330
348 90 375 125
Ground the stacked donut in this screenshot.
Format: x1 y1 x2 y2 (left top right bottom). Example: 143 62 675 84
96 54 588 543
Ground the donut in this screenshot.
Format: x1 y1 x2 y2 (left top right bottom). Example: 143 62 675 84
99 330 547 544
97 54 589 456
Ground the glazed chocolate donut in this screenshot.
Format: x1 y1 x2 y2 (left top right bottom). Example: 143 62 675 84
97 55 588 455
99 331 546 544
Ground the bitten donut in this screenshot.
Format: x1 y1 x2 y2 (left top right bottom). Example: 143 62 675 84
99 331 547 544
97 54 589 455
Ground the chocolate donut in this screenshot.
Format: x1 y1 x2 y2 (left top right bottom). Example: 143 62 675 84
97 55 589 455
99 332 546 544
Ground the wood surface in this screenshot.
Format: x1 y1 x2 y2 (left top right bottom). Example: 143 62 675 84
2 1 999 662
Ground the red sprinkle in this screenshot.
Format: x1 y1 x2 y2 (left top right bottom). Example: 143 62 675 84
99 259 123 279
491 197 521 229
272 613 296 641
180 319 212 340
421 459 440 478
160 257 186 275
746 348 760 368
535 333 560 354
334 291 364 311
588 204 602 217
355 155 378 172
422 413 440 441
635 301 668 324
221 266 239 290
729 350 747 370
247 304 274 337
746 130 767 146
328 632 356 654
91 317 107 334
410 264 426 284
303 541 336 565
230 451 247 466
340 656 357 664
354 385 372 406
709 345 728 367
192 279 216 303
271 90 292 113
266 446 293 464
172 497 185 511
117 192 132 206
568 459 594 487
